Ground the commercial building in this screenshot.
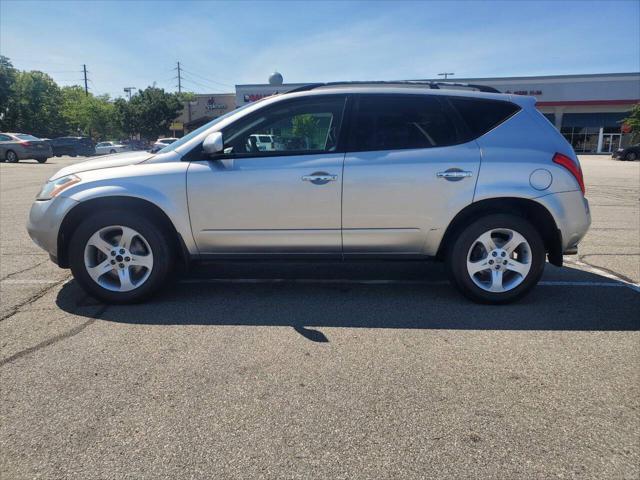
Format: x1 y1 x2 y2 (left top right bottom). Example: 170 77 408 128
235 73 640 153
175 93 236 134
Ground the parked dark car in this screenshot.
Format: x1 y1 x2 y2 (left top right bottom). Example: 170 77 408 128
0 132 53 163
51 137 96 157
612 143 639 161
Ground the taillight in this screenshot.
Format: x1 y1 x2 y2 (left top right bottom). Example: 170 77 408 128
553 152 585 194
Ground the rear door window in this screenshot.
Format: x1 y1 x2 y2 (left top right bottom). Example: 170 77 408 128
348 94 459 152
448 97 520 139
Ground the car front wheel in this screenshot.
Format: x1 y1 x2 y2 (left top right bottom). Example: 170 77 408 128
69 211 173 303
626 151 638 161
446 214 546 304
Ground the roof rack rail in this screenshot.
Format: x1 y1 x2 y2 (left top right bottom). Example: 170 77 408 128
285 81 500 94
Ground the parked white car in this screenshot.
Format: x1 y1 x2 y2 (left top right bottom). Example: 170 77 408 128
248 134 276 151
150 138 178 153
95 141 128 155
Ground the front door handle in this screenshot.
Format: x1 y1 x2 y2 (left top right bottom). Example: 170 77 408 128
302 172 338 185
436 169 473 181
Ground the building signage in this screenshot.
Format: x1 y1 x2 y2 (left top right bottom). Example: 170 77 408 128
504 89 543 96
205 97 228 111
243 92 280 103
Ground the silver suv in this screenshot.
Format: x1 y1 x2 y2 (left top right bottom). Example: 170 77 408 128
27 83 591 304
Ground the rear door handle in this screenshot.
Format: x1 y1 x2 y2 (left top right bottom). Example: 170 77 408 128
302 172 338 185
436 169 473 181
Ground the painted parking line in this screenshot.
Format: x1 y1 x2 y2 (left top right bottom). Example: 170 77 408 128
1 279 61 284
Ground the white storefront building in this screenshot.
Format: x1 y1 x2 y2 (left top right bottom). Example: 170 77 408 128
235 73 640 154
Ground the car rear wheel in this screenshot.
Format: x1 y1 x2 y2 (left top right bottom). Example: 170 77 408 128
69 211 173 303
626 151 638 161
6 150 18 163
36 157 48 164
446 214 546 304
109 149 116 154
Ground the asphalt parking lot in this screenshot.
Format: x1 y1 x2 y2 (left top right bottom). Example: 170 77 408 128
1 155 638 479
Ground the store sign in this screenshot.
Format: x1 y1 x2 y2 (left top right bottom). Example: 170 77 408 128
243 92 280 102
504 89 543 96
205 97 228 111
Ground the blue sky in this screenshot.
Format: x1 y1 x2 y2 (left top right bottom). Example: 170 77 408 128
1 0 639 98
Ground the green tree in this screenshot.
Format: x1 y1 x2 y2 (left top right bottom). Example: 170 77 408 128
292 114 320 149
4 70 65 137
621 104 640 142
61 86 122 140
0 55 17 129
123 87 183 140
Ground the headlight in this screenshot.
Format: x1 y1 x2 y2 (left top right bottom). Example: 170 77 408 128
36 175 80 200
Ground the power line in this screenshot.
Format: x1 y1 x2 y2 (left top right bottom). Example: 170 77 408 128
180 67 233 88
181 74 234 93
180 77 230 93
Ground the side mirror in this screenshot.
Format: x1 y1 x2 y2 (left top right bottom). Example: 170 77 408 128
203 131 224 154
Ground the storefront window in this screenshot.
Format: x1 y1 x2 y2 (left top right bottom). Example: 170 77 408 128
560 126 599 153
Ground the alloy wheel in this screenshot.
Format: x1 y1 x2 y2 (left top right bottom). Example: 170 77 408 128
83 225 154 292
466 228 532 293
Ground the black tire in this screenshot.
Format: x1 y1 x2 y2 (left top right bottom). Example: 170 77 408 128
36 157 48 164
625 151 637 161
68 210 173 303
109 149 116 154
446 214 546 304
6 150 18 163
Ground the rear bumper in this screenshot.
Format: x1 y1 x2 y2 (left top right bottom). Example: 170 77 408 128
535 190 591 253
20 146 53 159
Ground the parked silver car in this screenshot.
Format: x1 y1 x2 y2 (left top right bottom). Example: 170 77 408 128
95 141 128 155
27 83 591 304
0 132 53 163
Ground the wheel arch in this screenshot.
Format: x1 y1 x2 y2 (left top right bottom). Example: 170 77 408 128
57 196 190 269
436 197 563 266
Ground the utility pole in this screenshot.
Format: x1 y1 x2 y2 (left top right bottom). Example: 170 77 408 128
438 72 454 80
83 64 89 95
176 61 182 93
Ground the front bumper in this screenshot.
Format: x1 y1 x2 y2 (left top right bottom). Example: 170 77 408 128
27 196 78 264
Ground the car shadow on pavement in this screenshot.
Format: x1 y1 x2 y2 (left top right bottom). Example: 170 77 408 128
55 262 640 337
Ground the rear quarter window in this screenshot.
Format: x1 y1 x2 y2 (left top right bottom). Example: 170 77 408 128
448 97 520 139
349 94 460 152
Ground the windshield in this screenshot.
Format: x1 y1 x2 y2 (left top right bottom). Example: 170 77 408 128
157 103 255 154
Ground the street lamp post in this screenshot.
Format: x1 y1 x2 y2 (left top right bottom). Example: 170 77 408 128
123 87 137 101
